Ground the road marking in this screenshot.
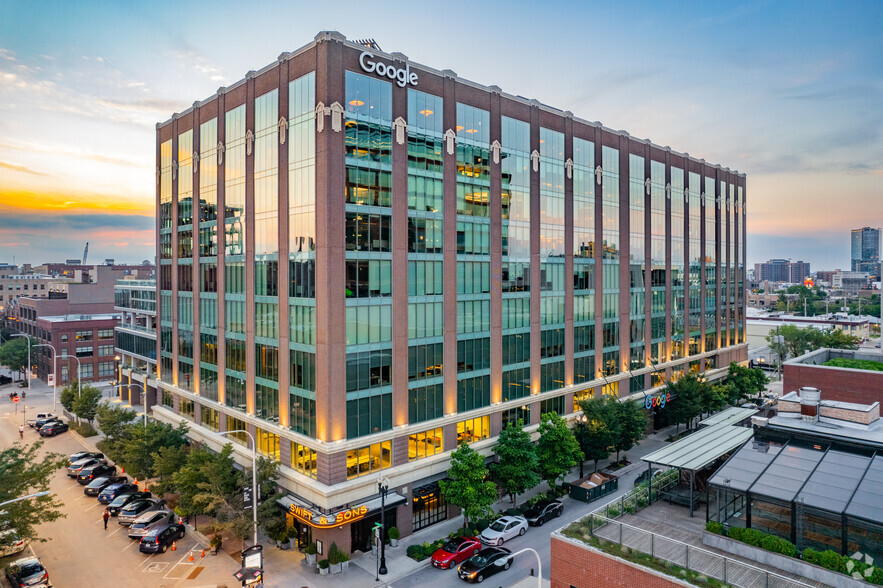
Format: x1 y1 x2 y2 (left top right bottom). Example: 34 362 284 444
108 524 125 537
145 562 169 573
85 501 104 512
120 537 139 552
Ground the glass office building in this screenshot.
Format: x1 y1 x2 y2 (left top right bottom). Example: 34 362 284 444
153 31 747 552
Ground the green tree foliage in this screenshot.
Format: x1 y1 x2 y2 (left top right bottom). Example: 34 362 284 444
0 441 67 549
0 337 33 378
726 362 768 404
612 398 647 464
96 403 137 441
820 329 862 350
99 420 189 480
59 381 79 412
765 324 858 362
491 419 539 506
72 384 103 425
150 445 188 497
439 443 497 527
665 374 704 432
576 396 616 475
536 412 583 490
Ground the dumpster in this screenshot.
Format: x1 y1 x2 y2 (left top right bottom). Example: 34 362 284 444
568 472 619 503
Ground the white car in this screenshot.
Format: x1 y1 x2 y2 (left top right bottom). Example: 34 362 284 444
0 529 27 557
479 516 527 546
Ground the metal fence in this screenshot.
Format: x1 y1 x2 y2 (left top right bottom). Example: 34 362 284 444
583 515 814 588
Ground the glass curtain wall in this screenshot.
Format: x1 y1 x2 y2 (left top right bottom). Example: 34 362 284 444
177 130 195 391
628 154 646 372
344 72 393 438
224 105 247 412
729 184 737 346
455 103 491 413
253 89 280 423
670 167 685 361
407 89 445 424
289 72 317 438
704 176 717 354
159 139 173 383
572 138 595 388
688 172 702 356
600 146 620 382
649 160 666 367
539 128 565 395
199 118 219 401
737 186 744 343
501 117 532 402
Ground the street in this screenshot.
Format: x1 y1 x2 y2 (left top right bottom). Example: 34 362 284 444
0 375 240 588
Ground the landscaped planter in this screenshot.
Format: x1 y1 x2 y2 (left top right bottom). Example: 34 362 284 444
305 552 316 566
702 532 869 588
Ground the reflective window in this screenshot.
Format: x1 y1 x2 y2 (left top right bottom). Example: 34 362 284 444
408 427 444 461
456 416 490 444
346 441 391 479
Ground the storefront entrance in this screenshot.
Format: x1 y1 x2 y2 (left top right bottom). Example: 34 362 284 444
286 512 312 549
412 482 447 532
351 509 397 553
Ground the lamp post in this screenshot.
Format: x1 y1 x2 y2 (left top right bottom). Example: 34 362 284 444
112 382 146 426
507 548 543 588
10 334 31 398
377 474 390 575
0 491 50 508
61 354 81 397
33 343 57 412
216 430 258 546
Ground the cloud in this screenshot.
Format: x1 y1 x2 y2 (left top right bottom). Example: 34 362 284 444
0 48 15 61
0 161 48 176
0 211 154 232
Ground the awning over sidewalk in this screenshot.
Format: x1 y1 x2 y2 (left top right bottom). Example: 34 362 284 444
276 491 407 529
642 423 754 472
698 406 758 428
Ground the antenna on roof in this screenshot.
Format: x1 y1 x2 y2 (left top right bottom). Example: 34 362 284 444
353 38 382 51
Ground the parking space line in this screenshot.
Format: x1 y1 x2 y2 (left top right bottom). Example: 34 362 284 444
120 537 139 552
108 524 125 537
84 501 103 512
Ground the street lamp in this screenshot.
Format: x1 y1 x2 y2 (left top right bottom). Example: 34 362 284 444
0 491 50 508
215 430 258 547
377 474 390 576
507 548 543 588
112 382 146 427
33 343 58 413
10 334 31 398
60 354 81 398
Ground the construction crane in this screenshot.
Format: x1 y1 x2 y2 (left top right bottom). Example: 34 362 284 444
82 242 89 264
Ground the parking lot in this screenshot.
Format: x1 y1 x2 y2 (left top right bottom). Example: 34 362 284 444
1 380 240 587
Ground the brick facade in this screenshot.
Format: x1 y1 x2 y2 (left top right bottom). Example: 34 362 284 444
551 536 690 588
783 363 883 406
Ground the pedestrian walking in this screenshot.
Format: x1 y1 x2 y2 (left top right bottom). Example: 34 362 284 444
103 508 110 530
19 424 24 439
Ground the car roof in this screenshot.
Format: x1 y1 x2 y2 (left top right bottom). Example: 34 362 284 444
146 522 179 536
495 516 522 523
10 556 40 567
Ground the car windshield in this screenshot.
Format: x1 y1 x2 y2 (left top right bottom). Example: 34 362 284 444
441 540 462 552
489 521 506 532
17 562 43 576
469 555 489 566
110 495 131 506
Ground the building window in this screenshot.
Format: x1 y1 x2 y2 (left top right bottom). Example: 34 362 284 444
501 405 530 429
80 364 93 379
76 346 93 358
408 343 443 382
162 389 173 408
346 441 391 480
408 427 444 461
97 362 115 377
98 345 114 357
60 334 68 343
201 406 219 432
412 482 447 532
540 395 566 417
97 329 114 340
76 330 93 341
180 397 194 420
456 416 489 445
256 428 280 461
291 442 317 479
346 394 392 438
225 415 247 446
408 383 443 424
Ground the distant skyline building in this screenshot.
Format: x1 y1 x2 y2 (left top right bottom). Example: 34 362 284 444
851 227 881 279
753 258 810 284
150 31 747 553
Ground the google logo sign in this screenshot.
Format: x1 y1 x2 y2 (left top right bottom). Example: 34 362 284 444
645 392 672 410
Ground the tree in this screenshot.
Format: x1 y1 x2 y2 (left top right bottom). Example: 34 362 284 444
699 380 727 416
150 444 188 497
0 337 32 379
0 441 67 549
439 443 497 527
101 420 190 480
612 399 646 464
96 403 137 442
726 362 767 404
821 329 861 350
536 412 583 490
59 381 79 412
576 396 616 476
492 419 539 506
665 374 703 432
72 385 102 426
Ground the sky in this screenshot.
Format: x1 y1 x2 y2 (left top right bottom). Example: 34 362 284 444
0 0 881 270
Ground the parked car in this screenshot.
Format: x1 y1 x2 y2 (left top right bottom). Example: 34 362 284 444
84 476 127 497
67 458 104 477
39 421 69 437
4 556 51 588
0 530 27 557
68 451 102 465
457 547 512 583
0 375 12 385
118 498 165 526
137 522 186 553
478 516 527 546
26 413 56 428
523 499 564 527
127 511 177 540
106 492 151 516
431 536 481 569
77 463 117 485
98 483 139 504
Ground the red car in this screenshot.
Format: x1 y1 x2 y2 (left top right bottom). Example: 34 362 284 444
430 536 481 569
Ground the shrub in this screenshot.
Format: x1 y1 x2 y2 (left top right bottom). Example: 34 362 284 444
406 544 423 560
607 507 620 518
304 542 317 555
760 534 796 557
388 526 400 540
705 521 725 535
505 508 521 517
318 559 329 569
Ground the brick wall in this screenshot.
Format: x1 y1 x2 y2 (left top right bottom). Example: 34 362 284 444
551 535 689 588
783 364 883 406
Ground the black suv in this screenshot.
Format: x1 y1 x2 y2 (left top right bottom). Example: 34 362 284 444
39 421 69 437
106 491 152 516
77 463 117 485
524 499 564 527
98 483 139 504
67 458 103 477
139 522 186 554
84 476 127 497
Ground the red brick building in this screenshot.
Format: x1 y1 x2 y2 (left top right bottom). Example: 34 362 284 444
35 314 121 386
783 348 883 405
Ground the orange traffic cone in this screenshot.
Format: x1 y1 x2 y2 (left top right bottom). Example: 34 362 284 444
201 548 206 557
133 478 138 487
121 466 125 474
172 541 176 551
188 551 194 562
